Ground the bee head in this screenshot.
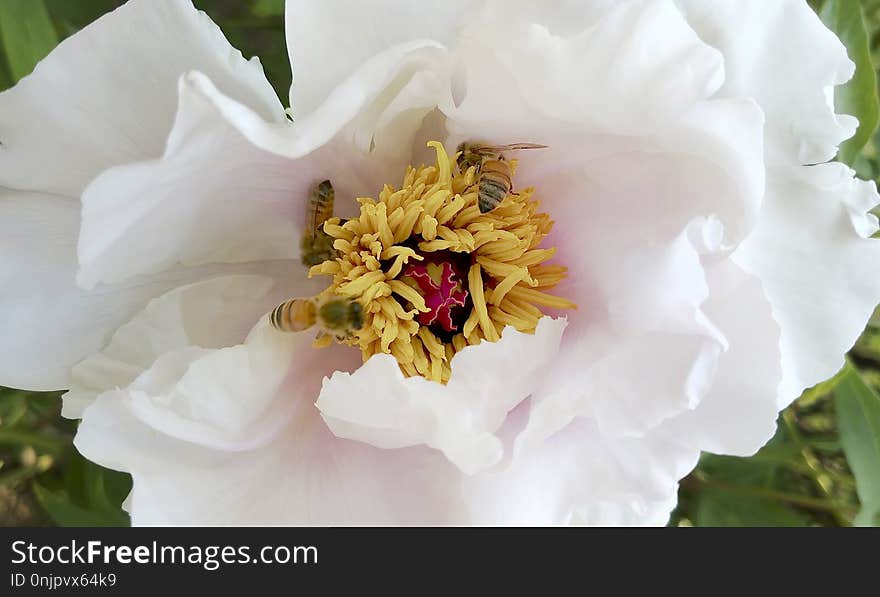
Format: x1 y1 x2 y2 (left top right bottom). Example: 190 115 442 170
349 301 365 331
319 298 365 332
456 143 483 173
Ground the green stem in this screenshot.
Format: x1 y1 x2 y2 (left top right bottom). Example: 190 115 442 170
752 448 858 488
741 454 815 475
687 477 855 517
782 409 852 526
0 428 67 451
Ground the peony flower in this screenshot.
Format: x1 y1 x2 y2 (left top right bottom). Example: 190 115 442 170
1 0 879 525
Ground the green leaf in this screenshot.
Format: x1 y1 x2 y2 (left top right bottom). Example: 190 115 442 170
854 503 880 526
692 435 811 527
820 0 880 165
44 0 120 28
0 389 28 427
0 42 11 91
698 454 779 488
835 363 880 526
0 428 67 452
251 0 285 17
33 483 128 527
33 449 131 527
0 0 59 83
101 467 133 508
695 489 811 527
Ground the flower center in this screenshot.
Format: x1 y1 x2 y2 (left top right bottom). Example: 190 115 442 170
400 257 469 334
307 141 576 383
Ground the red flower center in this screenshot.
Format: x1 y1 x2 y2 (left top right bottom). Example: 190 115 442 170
400 259 469 333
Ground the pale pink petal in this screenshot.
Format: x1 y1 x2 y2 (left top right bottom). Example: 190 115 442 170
0 0 280 197
0 189 298 391
317 318 567 474
735 163 880 407
678 0 857 166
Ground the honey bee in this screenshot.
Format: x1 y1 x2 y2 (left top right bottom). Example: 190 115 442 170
456 142 547 213
269 293 365 342
300 179 338 267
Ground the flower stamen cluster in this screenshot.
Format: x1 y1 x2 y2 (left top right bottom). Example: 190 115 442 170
309 141 576 383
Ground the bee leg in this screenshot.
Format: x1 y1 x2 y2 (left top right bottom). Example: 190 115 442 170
462 170 482 194
313 332 333 348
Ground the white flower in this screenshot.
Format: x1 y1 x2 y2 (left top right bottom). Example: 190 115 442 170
1 0 878 525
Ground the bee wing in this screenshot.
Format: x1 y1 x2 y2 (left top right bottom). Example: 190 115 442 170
305 203 319 239
495 143 548 151
471 143 548 153
306 180 335 237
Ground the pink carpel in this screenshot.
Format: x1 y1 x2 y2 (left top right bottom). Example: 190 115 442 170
401 261 469 333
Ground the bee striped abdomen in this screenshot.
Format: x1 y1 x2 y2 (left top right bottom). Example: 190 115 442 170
269 299 316 332
309 180 335 236
301 180 338 267
477 160 512 213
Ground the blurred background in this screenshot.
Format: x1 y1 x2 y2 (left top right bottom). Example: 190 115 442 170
1 0 879 527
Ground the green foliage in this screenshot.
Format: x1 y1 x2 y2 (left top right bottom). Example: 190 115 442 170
670 0 880 529
0 387 130 526
689 441 812 527
44 0 124 38
0 0 58 82
192 0 289 101
675 418 857 527
0 36 10 89
251 0 285 18
835 363 880 525
1 0 880 528
820 0 880 165
34 452 130 527
694 489 812 527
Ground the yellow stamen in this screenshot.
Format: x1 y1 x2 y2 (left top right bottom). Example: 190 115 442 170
310 141 576 383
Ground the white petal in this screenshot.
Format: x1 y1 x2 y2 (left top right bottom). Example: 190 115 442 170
677 0 857 165
478 0 620 36
518 101 764 247
122 326 321 452
78 313 359 451
317 318 567 474
0 0 281 197
76 321 463 525
78 357 692 525
285 0 472 116
80 394 466 525
441 38 764 439
72 295 688 525
0 188 300 391
79 43 453 287
64 274 308 418
657 261 782 456
250 41 453 210
443 26 765 246
735 163 880 407
463 410 699 525
76 73 309 288
517 248 782 460
445 0 724 136
444 109 766 440
518 226 731 454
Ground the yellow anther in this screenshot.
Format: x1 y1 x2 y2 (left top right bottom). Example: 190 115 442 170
306 141 574 383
